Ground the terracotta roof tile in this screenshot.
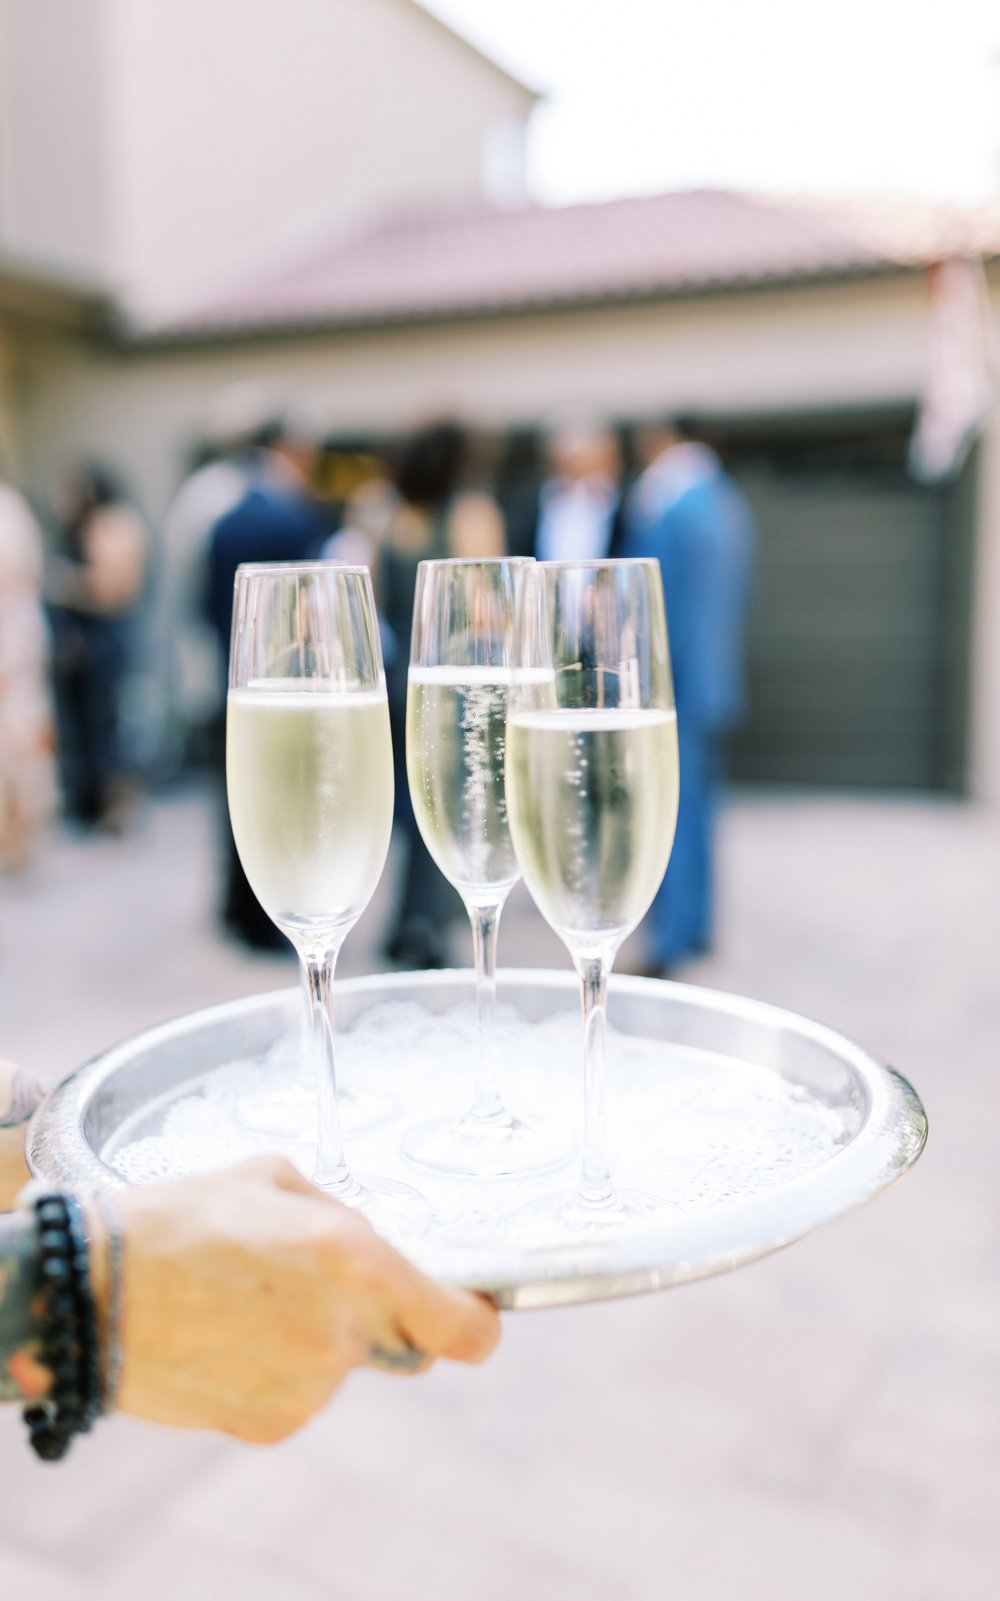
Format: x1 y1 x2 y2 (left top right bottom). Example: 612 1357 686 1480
127 188 1000 342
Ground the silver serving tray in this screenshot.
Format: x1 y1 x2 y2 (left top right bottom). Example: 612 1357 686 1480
27 970 927 1309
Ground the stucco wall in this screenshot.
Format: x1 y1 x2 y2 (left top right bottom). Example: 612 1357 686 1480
1 0 532 298
13 270 1000 800
17 274 936 516
0 0 110 279
0 331 20 472
110 0 532 298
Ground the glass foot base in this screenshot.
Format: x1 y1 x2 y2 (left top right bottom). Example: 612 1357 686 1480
313 1170 432 1240
504 1185 677 1247
402 1110 574 1179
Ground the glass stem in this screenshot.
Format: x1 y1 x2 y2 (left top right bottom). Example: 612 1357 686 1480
301 948 358 1197
575 956 615 1208
467 900 506 1125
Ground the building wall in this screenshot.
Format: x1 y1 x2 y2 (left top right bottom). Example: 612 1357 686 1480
0 0 110 279
0 329 20 472
12 270 1000 800
0 0 532 296
15 274 935 515
110 0 533 300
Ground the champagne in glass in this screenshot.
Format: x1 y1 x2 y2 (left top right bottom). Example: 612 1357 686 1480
227 685 394 930
227 562 428 1235
504 559 679 1235
402 559 572 1177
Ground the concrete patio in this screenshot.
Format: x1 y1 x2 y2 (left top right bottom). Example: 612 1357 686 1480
0 785 997 1601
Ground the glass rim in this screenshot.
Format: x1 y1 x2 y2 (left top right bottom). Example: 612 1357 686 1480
233 561 372 579
534 557 659 571
415 556 535 570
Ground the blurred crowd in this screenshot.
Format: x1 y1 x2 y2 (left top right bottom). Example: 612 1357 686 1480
0 396 754 975
0 463 148 862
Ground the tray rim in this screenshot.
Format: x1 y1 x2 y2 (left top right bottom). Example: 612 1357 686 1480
26 969 928 1308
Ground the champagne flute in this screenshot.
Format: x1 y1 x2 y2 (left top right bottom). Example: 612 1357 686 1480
227 562 428 1234
504 559 680 1236
402 558 572 1177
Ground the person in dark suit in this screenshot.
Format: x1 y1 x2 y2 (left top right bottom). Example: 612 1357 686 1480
622 417 755 975
508 411 629 563
205 419 324 949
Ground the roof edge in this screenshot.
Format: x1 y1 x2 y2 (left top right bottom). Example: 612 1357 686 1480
405 1 542 104
0 254 111 333
119 259 936 353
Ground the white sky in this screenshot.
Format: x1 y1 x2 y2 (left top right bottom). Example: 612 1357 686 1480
423 0 1000 206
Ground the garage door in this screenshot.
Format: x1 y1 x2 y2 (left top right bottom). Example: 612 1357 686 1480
727 423 971 792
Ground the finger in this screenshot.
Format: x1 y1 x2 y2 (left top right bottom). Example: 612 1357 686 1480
233 1154 321 1198
390 1265 501 1365
269 1164 378 1233
0 1060 43 1128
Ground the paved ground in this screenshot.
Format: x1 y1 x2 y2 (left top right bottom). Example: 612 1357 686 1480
0 786 998 1601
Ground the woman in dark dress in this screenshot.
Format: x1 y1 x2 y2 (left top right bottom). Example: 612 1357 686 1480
378 422 505 968
47 465 148 831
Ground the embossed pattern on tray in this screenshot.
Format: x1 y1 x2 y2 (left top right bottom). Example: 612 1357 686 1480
27 972 927 1307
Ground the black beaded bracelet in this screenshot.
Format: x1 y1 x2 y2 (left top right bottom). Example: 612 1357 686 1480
22 1193 103 1461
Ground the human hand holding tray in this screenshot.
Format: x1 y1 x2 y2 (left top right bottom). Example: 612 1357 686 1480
26 970 926 1309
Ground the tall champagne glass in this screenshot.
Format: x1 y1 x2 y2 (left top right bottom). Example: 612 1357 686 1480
227 562 428 1234
402 558 572 1177
504 559 680 1235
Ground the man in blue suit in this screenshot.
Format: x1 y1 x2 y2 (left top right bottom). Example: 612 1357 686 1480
622 418 755 974
205 420 324 949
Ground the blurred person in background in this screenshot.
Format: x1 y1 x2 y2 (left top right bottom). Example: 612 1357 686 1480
517 408 629 562
162 384 297 756
0 471 56 870
322 473 399 571
379 419 504 969
204 414 325 950
46 465 149 834
623 416 755 976
322 475 401 722
204 411 325 678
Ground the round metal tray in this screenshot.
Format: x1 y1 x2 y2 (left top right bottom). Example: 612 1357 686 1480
27 970 927 1309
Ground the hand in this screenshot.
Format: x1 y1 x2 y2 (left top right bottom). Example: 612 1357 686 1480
88 1157 500 1443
